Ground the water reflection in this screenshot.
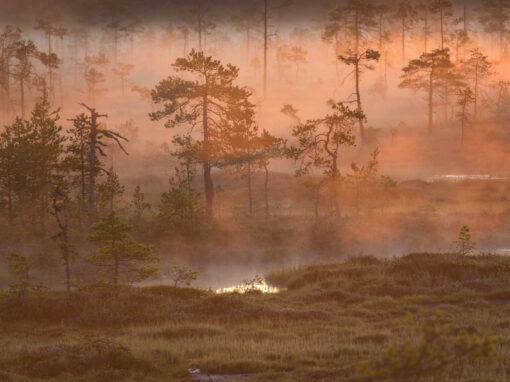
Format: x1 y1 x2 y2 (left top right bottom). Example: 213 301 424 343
216 279 279 294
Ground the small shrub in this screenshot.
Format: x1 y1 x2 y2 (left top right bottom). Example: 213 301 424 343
169 265 198 287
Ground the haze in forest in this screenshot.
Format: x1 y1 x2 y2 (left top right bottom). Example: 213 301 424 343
0 0 509 289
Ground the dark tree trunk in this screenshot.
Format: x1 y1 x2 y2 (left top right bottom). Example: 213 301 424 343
202 95 214 218
20 76 25 119
354 60 364 145
473 65 478 121
247 161 253 216
428 70 433 130
264 164 269 220
263 0 268 96
197 0 202 52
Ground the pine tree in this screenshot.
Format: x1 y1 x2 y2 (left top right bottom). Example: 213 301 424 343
453 225 477 256
0 92 66 228
326 0 378 55
87 211 158 285
30 91 66 222
261 0 292 95
276 44 307 81
338 49 380 146
256 130 285 220
112 62 134 96
96 167 125 213
159 167 203 228
456 87 474 144
0 26 21 124
219 99 285 218
50 177 73 294
0 117 35 220
478 0 510 59
132 185 150 220
394 3 417 62
34 10 66 99
287 102 361 218
462 49 492 121
218 98 259 216
68 104 128 218
82 53 109 107
430 0 453 49
347 148 380 215
12 39 45 118
150 50 250 218
399 48 454 129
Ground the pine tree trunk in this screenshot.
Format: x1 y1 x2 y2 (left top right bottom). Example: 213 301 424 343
63 232 71 294
197 0 202 52
202 95 214 218
402 16 406 61
247 161 253 216
48 31 53 99
114 252 119 285
428 71 433 130
89 114 97 218
20 76 25 119
461 107 465 145
355 60 364 145
424 9 429 53
7 165 13 221
263 0 268 96
440 7 444 49
474 66 478 121
264 164 269 220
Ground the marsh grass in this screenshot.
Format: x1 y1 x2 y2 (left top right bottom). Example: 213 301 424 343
2 253 510 380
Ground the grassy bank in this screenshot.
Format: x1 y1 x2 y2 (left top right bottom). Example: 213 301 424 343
1 253 510 381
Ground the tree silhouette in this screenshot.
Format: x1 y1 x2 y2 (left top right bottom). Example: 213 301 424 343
456 87 474 144
50 177 73 294
261 0 292 95
430 0 453 49
287 102 361 218
326 0 377 55
0 26 21 123
493 80 510 118
462 49 492 121
12 39 45 118
399 48 454 130
347 148 380 215
256 130 285 219
338 48 380 146
83 53 109 107
417 1 432 53
87 211 158 285
453 225 477 256
478 0 510 59
132 185 150 221
112 62 134 96
69 104 128 217
150 50 250 217
34 10 67 99
101 0 133 64
97 167 125 213
276 44 307 81
394 2 417 62
231 1 260 59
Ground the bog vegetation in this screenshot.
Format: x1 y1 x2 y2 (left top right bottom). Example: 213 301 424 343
0 0 509 380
